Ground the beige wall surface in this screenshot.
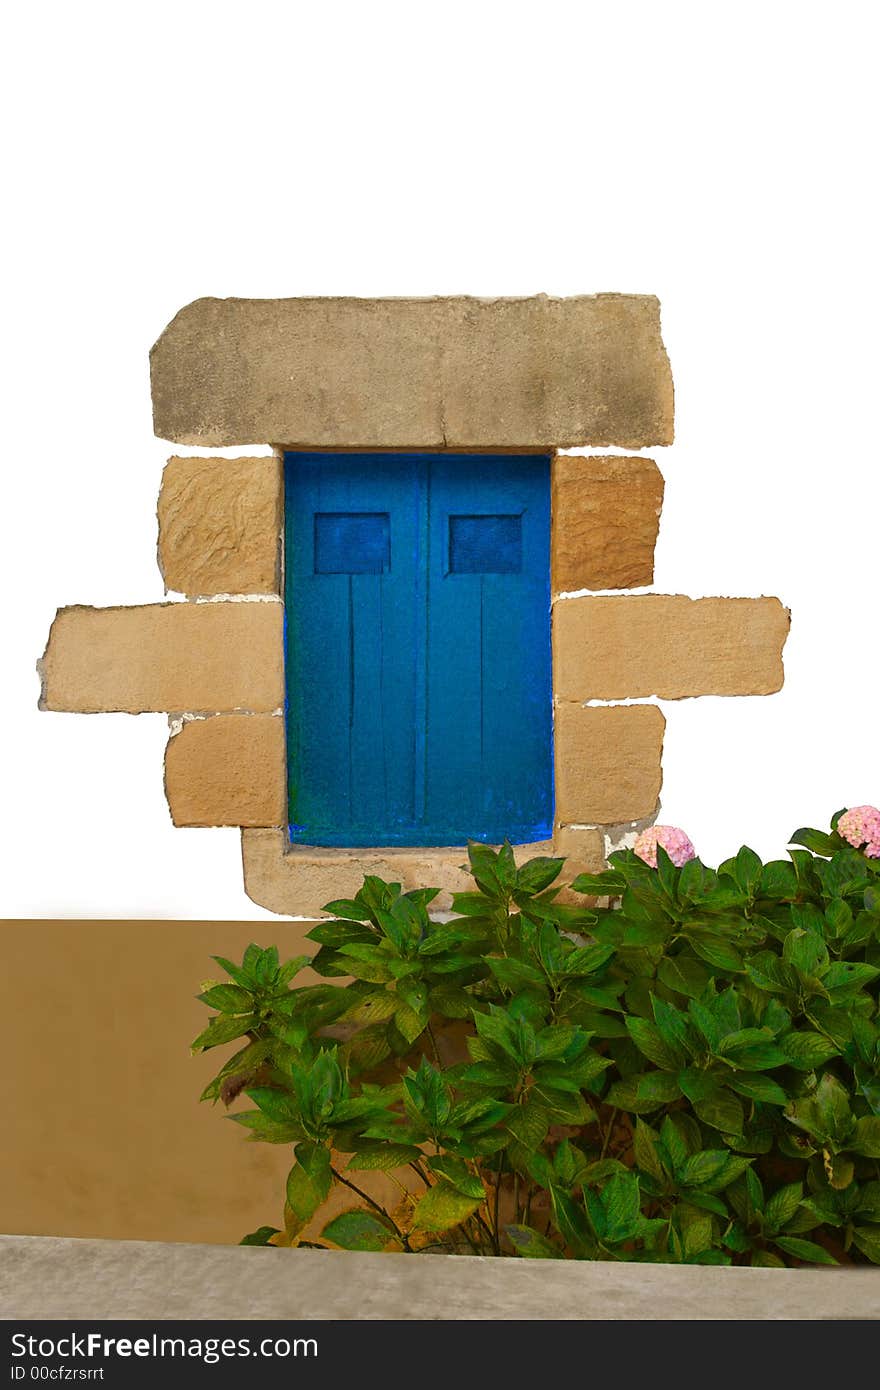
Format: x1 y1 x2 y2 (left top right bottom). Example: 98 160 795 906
1 919 321 1245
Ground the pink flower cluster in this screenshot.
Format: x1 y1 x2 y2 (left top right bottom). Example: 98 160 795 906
838 805 880 859
634 825 696 869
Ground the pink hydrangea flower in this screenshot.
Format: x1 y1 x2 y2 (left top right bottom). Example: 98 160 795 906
634 825 696 869
838 805 880 858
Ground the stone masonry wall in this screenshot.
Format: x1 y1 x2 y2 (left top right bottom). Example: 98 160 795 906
38 295 790 916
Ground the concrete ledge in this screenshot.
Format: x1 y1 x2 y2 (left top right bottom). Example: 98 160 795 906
2 1235 877 1321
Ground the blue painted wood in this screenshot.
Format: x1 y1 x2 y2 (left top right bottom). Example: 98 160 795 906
284 453 552 847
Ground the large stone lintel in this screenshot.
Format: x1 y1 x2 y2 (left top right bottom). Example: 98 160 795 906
150 295 674 450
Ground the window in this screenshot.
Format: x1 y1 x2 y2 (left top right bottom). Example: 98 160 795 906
284 453 553 846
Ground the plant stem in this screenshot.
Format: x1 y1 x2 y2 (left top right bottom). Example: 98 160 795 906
425 1021 442 1065
409 1161 431 1188
330 1165 412 1251
600 1107 618 1159
493 1154 505 1255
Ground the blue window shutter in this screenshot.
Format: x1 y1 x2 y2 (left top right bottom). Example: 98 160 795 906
284 453 552 847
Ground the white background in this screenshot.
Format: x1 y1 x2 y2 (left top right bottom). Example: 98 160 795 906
2 1 877 918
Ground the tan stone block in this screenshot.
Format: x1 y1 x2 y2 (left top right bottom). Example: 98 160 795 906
241 831 554 918
165 715 286 827
550 826 607 905
158 456 282 596
39 601 284 714
554 704 665 825
150 295 674 450
551 455 664 592
553 825 606 869
553 595 790 701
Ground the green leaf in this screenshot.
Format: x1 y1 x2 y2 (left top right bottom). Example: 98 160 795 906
467 841 504 897
763 1182 803 1233
413 1181 483 1232
239 1226 280 1246
625 1015 683 1070
228 1111 303 1144
752 1250 786 1268
428 1155 486 1200
550 1185 596 1255
506 1097 552 1149
321 1209 396 1251
601 1172 643 1244
286 1154 330 1227
488 957 547 991
606 1071 682 1113
759 860 799 900
852 1227 880 1264
689 936 743 973
198 983 254 1013
633 1121 665 1182
788 828 839 857
191 1013 258 1052
693 1088 744 1135
346 1145 422 1171
727 1073 789 1107
779 1030 840 1071
517 856 565 893
851 1117 880 1158
783 929 829 977
571 872 626 895
211 954 258 990
732 846 763 897
774 1236 837 1265
678 1151 730 1188
657 954 712 999
322 898 375 921
562 943 615 977
814 1072 853 1141
506 1225 564 1258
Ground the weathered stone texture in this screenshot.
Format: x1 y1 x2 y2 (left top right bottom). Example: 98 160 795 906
158 455 282 596
551 455 664 592
150 295 674 450
554 703 665 825
554 595 790 701
39 601 284 714
241 831 556 918
553 825 606 868
5 1235 880 1321
164 715 286 827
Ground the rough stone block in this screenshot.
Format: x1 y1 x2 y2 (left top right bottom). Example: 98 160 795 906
151 295 674 450
165 715 286 827
553 825 606 869
554 595 790 701
551 455 664 592
554 703 665 825
241 832 555 918
158 455 282 596
39 601 284 714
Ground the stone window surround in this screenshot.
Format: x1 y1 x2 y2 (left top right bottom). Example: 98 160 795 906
37 294 790 917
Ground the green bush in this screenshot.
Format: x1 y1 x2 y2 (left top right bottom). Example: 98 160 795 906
193 812 880 1265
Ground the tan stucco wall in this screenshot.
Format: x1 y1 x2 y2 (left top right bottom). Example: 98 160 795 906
0 919 320 1245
